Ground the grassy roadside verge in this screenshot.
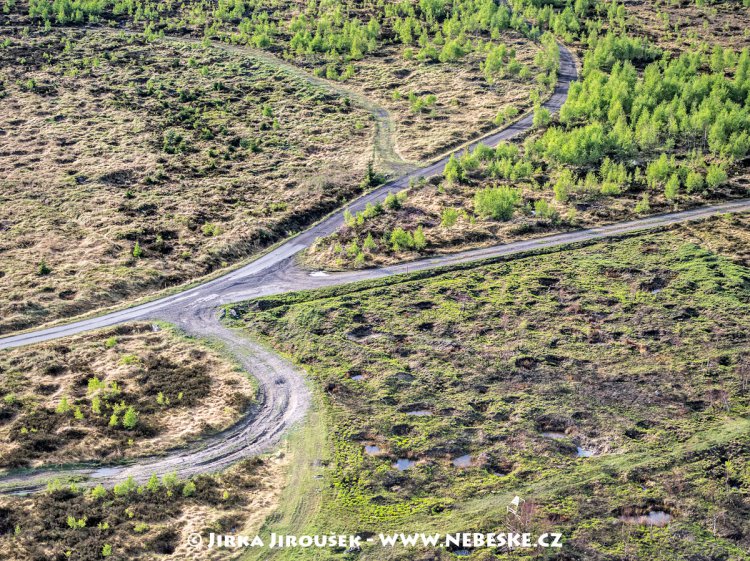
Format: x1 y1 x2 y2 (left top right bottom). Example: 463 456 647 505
242 398 328 561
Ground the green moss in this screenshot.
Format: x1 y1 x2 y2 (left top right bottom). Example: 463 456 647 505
240 226 750 559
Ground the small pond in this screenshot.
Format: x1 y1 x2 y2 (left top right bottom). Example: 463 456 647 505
541 431 567 440
620 510 672 526
393 458 415 471
452 455 473 468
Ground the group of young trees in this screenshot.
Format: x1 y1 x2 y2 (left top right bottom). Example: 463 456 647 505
474 185 521 220
506 0 632 43
462 0 749 209
29 0 108 24
528 39 748 201
23 0 555 90
481 42 528 84
549 157 629 202
49 375 139 442
86 375 139 429
581 30 661 75
551 46 750 160
274 0 559 87
287 12 380 59
445 141 533 184
335 189 428 263
28 0 169 24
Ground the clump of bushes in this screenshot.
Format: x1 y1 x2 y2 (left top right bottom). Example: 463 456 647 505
390 226 427 252
474 186 521 221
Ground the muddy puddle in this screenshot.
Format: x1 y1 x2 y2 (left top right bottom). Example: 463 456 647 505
620 510 672 526
393 458 415 471
541 431 567 440
452 455 473 468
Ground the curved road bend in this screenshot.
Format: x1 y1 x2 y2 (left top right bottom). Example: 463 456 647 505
0 42 576 493
3 43 750 492
4 198 750 493
0 312 310 494
0 43 579 350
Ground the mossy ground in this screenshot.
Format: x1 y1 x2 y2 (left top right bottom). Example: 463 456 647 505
236 213 750 560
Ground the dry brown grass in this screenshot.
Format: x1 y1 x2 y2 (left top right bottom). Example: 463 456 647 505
0 322 255 468
341 33 543 162
303 160 750 270
624 0 750 51
0 11 545 333
679 212 750 266
0 28 374 333
0 455 286 560
171 452 289 561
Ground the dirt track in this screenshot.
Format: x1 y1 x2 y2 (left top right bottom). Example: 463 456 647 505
5 39 748 493
0 41 578 350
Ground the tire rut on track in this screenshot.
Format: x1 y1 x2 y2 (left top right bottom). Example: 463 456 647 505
0 312 310 494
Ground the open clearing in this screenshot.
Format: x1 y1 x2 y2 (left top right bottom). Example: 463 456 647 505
334 32 544 162
0 28 375 334
237 213 750 560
